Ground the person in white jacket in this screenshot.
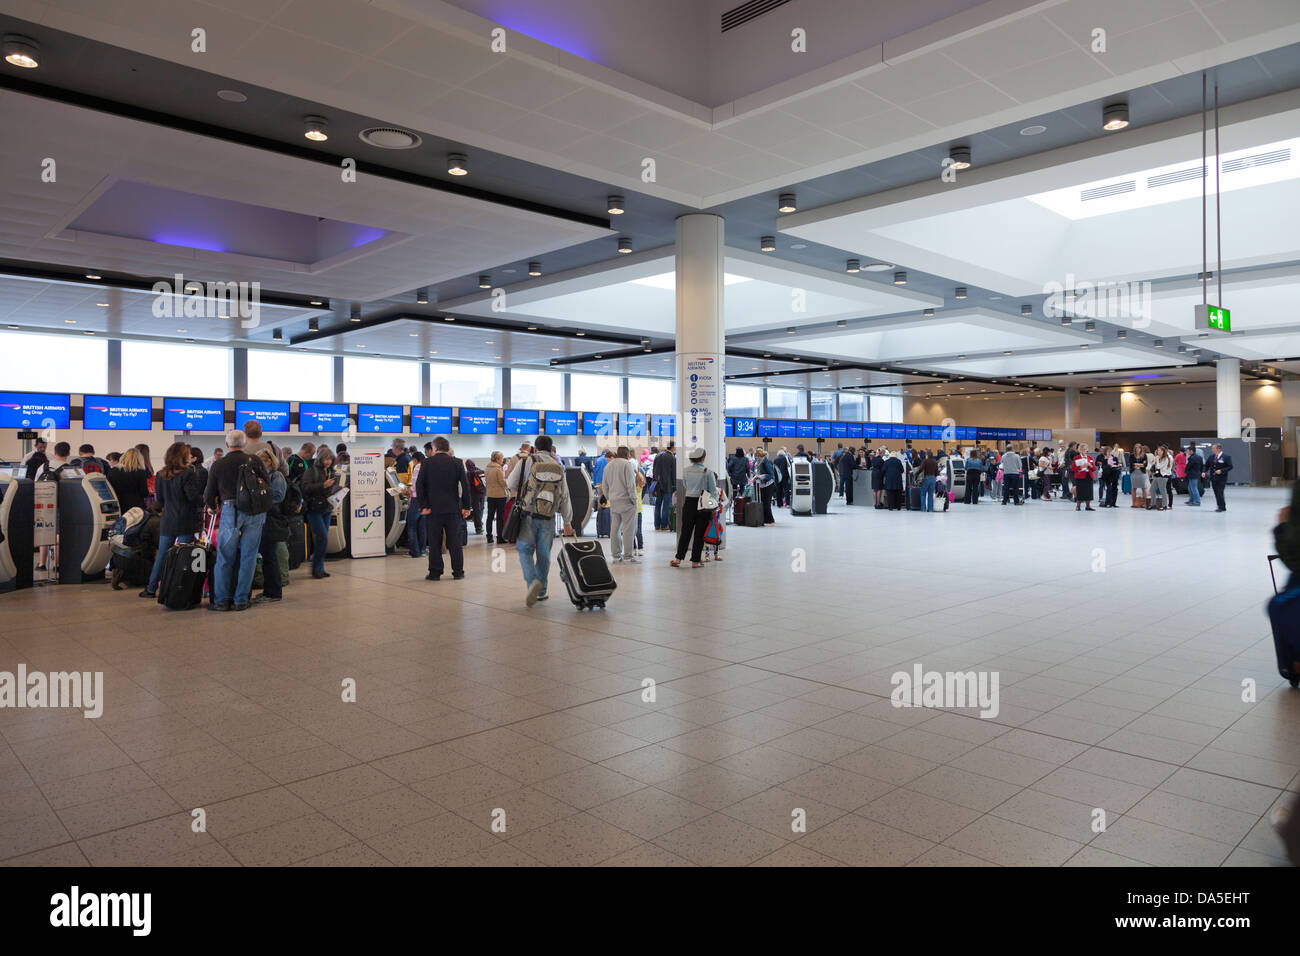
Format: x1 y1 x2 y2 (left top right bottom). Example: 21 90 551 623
1147 445 1174 511
602 446 643 563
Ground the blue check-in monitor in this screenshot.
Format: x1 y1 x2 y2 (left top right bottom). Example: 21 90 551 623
357 404 403 433
583 412 615 436
862 423 879 439
757 419 778 438
623 414 647 438
298 402 350 433
904 424 920 440
796 421 815 438
544 410 578 435
778 420 796 438
846 423 863 439
890 423 906 440
724 417 734 437
235 400 290 432
0 392 71 429
733 417 757 439
503 409 540 436
163 397 225 432
83 394 151 430
458 408 498 434
814 421 831 439
652 414 676 437
831 421 848 439
411 406 453 434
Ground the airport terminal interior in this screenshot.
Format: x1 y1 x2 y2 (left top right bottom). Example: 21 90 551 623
1 0 1299 869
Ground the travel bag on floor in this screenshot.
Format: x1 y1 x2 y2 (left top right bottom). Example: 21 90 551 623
557 538 617 610
732 496 748 525
744 500 763 527
596 503 611 538
1268 555 1300 688
157 541 213 610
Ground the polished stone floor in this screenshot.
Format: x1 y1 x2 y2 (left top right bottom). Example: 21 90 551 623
1 485 1297 866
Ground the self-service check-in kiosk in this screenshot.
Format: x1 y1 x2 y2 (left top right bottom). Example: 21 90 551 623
945 456 967 501
0 472 34 592
791 458 813 515
56 470 119 583
812 460 834 514
327 465 349 557
384 466 408 552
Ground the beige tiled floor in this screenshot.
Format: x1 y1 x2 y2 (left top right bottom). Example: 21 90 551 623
1 486 1298 866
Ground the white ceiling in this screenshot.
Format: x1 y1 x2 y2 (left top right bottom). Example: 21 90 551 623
913 344 1194 377
25 0 1300 206
441 246 941 336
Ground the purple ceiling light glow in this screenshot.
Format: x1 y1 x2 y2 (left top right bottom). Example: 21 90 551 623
151 233 228 253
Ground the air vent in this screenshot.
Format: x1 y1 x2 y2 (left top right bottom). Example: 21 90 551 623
1147 165 1204 188
722 0 795 32
358 126 422 149
1080 180 1136 201
1222 147 1290 173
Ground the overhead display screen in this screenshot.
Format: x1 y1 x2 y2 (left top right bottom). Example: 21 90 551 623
905 424 920 440
503 409 540 435
733 417 757 439
544 410 577 435
888 423 905 440
458 408 499 434
411 406 453 434
652 414 676 437
0 392 71 430
83 394 152 430
164 397 225 432
724 417 734 438
582 412 616 436
623 414 646 438
298 402 350 433
814 421 831 439
235 400 290 432
846 423 863 439
778 420 796 438
757 419 778 438
831 422 847 439
796 421 815 438
862 423 879 439
357 404 403 433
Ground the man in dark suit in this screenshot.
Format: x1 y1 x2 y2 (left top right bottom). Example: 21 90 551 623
1207 444 1232 512
415 436 472 581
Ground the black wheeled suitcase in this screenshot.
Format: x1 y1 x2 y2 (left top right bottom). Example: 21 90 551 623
557 539 617 610
287 517 305 570
744 500 763 527
908 486 922 510
157 541 213 610
596 504 611 538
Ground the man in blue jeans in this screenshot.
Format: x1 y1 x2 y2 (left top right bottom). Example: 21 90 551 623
506 435 574 605
651 441 676 530
202 429 270 611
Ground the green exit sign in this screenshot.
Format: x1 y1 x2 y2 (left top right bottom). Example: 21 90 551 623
1195 303 1231 332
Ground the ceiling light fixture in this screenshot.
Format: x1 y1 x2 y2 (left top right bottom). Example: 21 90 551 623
528 261 542 277
778 193 797 213
416 288 428 304
95 302 109 307
303 115 329 141
217 89 248 103
617 237 632 254
955 286 967 299
1153 338 1164 348
1020 124 1046 136
309 317 319 332
836 320 847 328
478 275 491 289
1117 329 1127 339
606 194 625 215
863 262 892 273
1102 102 1130 131
1060 316 1072 326
846 259 860 274
1021 304 1032 316
447 152 468 176
893 271 907 285
309 298 324 306
949 146 971 170
1084 320 1095 332
2 34 40 69
350 305 361 322
785 327 796 334
760 236 776 252
273 329 282 340
923 308 935 318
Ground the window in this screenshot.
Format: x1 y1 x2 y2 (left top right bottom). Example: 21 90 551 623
838 392 865 421
570 373 620 411
765 387 803 419
628 376 672 413
724 384 762 417
810 390 835 420
0 331 106 393
343 356 420 406
510 369 562 410
122 341 230 398
248 350 333 402
429 363 499 407
869 393 903 423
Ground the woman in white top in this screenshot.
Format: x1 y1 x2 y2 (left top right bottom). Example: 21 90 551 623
1147 445 1174 511
671 447 719 569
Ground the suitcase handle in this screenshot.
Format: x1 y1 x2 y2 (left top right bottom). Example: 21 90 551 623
1269 554 1281 595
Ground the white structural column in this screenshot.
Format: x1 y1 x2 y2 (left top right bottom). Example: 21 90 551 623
675 214 725 474
1064 387 1080 430
1216 358 1242 439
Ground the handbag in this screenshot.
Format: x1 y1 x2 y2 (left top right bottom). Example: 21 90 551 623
502 500 524 543
704 513 723 545
698 489 719 510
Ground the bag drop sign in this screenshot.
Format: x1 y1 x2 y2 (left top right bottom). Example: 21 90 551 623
680 353 719 448
348 454 385 558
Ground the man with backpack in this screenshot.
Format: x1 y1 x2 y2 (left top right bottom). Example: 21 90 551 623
72 443 109 474
506 435 574 606
287 443 315 485
203 429 272 612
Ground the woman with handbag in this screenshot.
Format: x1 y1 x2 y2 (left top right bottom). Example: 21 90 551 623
671 447 719 568
754 447 777 524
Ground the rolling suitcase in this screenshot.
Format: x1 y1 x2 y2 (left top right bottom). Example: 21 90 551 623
744 500 763 527
557 539 617 610
908 486 922 511
1268 555 1300 688
287 516 305 569
157 541 213 610
732 496 748 526
596 504 611 538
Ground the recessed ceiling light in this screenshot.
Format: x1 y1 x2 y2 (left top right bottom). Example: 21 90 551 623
447 152 468 176
923 308 934 318
6 325 18 329
2 34 40 69
444 316 455 322
217 89 247 103
85 273 101 280
863 262 892 272
409 333 418 337
485 340 493 344
760 236 776 252
1003 350 1011 355
310 298 324 306
1153 339 1164 348
790 242 807 250
478 275 491 289
607 194 625 215
778 193 797 213
528 261 542 277
185 338 194 343
1021 303 1032 316
957 354 966 360
273 329 283 340
1079 344 1088 349
527 325 538 330
836 320 847 327
303 115 329 142
95 302 109 307
219 313 230 319
949 146 972 170
64 318 76 324
1102 103 1129 131
416 288 428 304
1117 329 1127 339
1020 124 1047 136
846 259 860 274
1060 316 1072 326
429 350 437 354
617 237 632 254
954 287 967 299
893 271 907 285
83 330 94 335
